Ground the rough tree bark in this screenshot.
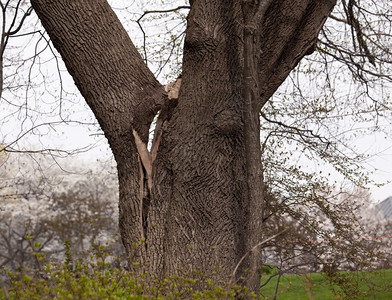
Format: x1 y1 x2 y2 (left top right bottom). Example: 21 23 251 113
30 0 336 295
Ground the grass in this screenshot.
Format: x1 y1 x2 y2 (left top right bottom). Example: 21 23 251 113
260 269 392 299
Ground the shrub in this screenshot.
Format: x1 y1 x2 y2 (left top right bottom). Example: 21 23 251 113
1 244 255 299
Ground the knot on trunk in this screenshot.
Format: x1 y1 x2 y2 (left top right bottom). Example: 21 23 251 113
213 108 242 136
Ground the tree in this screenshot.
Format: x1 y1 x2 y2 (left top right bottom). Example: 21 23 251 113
46 171 121 258
27 0 337 293
0 212 56 272
0 151 122 273
0 0 384 295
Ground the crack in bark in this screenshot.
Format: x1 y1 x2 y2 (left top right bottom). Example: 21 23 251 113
131 77 181 245
132 130 152 244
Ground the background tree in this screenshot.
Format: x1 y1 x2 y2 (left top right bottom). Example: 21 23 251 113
0 213 55 272
256 0 392 285
0 153 122 274
46 171 121 258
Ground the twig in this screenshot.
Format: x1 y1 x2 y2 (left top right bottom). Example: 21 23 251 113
229 229 288 286
136 6 190 65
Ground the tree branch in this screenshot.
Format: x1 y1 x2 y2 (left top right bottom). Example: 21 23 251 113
136 6 190 66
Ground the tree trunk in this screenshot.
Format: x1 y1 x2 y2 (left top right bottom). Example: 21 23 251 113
30 0 336 295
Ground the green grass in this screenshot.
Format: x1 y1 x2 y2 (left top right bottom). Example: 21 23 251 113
260 269 392 300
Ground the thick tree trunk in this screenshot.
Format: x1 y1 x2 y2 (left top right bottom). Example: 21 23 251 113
31 0 336 295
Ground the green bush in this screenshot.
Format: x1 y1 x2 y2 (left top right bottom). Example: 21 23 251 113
0 244 255 299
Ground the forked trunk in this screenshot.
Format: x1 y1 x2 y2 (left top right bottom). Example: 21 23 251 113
31 0 336 295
